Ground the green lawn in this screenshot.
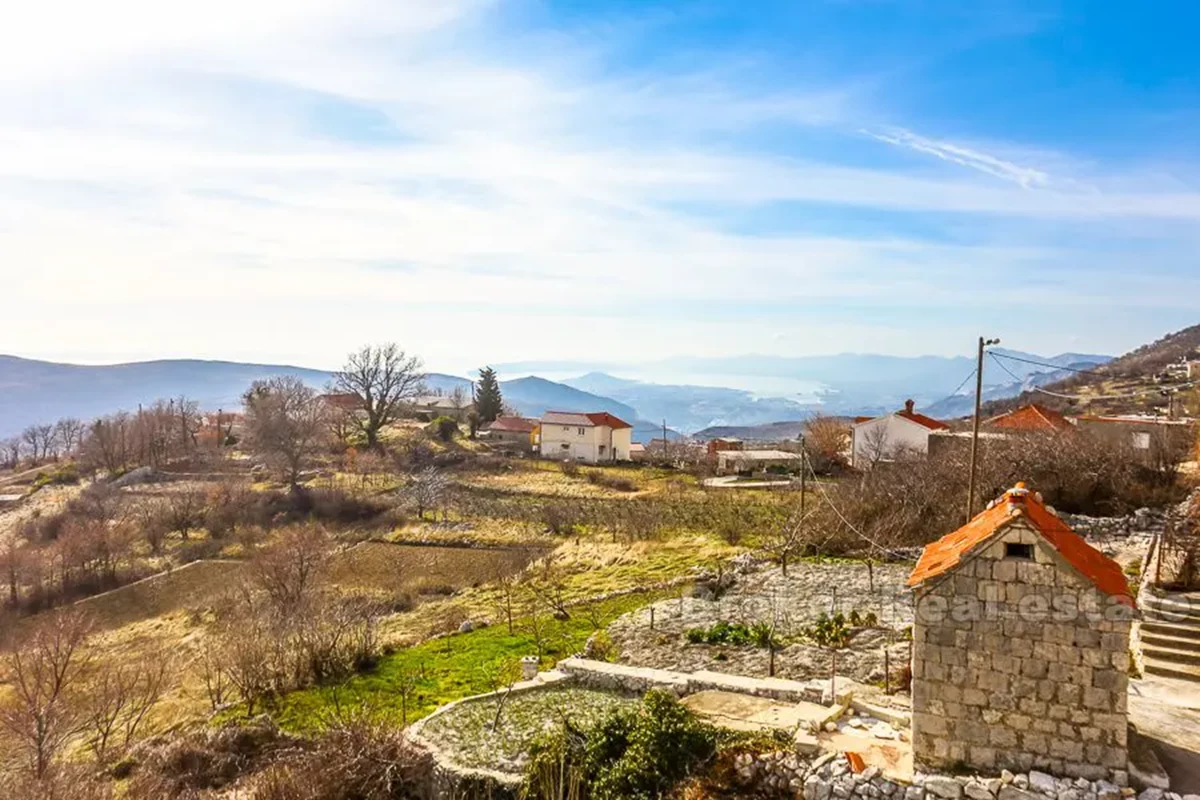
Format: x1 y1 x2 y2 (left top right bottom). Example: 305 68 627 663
268 590 668 733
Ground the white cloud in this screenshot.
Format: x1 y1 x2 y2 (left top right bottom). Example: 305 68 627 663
0 0 1194 370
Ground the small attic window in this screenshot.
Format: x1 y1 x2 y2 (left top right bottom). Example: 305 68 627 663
1005 542 1034 560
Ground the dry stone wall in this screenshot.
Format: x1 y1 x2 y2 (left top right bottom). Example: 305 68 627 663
911 520 1132 781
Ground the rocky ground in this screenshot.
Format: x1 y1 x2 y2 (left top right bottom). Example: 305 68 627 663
608 561 915 685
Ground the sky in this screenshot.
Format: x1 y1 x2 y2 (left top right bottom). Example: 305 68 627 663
1 0 1198 376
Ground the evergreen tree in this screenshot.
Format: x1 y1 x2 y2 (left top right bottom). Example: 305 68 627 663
475 366 504 424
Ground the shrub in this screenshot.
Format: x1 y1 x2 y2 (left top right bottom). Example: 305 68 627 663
799 612 857 648
524 690 719 800
683 621 776 649
586 471 639 492
32 462 81 487
428 416 459 442
559 459 581 478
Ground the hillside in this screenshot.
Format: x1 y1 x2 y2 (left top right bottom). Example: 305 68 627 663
980 323 1200 418
0 356 641 439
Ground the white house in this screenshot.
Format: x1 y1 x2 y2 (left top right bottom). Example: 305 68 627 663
850 399 949 468
539 411 633 463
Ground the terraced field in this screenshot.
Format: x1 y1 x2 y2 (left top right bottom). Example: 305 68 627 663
328 541 545 595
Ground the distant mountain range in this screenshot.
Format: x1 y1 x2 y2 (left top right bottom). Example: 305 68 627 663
500 349 1111 432
0 345 1116 444
0 356 659 441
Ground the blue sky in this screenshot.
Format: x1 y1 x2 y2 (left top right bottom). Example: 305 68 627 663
0 0 1197 375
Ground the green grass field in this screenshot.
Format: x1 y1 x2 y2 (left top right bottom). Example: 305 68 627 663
267 590 670 732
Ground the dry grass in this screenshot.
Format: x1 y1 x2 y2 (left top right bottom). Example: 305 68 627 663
327 541 542 596
73 559 246 630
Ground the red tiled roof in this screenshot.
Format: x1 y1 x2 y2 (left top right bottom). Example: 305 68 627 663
896 409 950 431
584 411 632 430
907 483 1133 604
985 404 1074 433
486 416 538 433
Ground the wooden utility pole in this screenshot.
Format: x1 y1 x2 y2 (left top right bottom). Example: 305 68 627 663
966 336 1000 522
798 433 807 526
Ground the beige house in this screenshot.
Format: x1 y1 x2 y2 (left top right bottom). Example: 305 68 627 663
909 482 1133 780
539 411 633 463
482 416 540 452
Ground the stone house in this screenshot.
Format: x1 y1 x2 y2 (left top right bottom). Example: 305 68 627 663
482 416 539 452
908 482 1135 781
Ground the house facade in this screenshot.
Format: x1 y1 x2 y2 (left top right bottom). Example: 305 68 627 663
985 403 1074 434
850 400 949 468
539 411 633 463
482 416 539 452
1073 415 1194 458
909 483 1133 781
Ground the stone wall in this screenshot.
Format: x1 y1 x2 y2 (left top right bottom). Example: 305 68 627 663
911 520 1132 781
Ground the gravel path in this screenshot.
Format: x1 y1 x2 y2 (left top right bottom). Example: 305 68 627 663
608 561 915 686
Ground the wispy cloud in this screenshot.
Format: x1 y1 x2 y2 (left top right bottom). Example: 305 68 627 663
0 1 1195 369
862 127 1050 188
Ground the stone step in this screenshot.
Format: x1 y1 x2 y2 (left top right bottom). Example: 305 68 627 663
1141 630 1200 653
1141 605 1200 624
1141 594 1200 621
1142 645 1200 667
1143 658 1200 682
1140 621 1200 641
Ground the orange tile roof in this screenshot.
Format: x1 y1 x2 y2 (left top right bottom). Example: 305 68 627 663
896 409 950 431
985 404 1074 433
584 411 632 430
907 483 1133 604
486 416 538 433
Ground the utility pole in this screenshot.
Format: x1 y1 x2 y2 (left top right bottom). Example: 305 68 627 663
798 434 806 523
967 336 1000 522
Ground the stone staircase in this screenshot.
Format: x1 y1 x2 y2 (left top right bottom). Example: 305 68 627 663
1139 591 1200 682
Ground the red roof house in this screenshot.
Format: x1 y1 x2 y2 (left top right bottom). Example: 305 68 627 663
984 403 1074 433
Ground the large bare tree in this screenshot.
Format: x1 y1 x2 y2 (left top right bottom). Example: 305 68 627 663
332 344 426 449
242 376 330 488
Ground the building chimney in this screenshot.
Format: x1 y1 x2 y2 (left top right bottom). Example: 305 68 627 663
904 399 915 414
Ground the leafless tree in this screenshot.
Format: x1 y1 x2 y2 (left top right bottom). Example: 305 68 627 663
83 655 171 762
242 376 330 488
763 494 813 576
1 437 21 470
804 414 850 473
197 638 230 712
163 488 206 541
332 344 426 449
858 423 893 471
476 657 523 733
493 572 521 634
22 425 45 464
402 467 449 520
0 607 94 779
249 526 332 610
53 418 86 460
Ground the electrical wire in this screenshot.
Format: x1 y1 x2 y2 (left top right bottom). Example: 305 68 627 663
989 351 1111 378
988 352 1197 402
804 456 907 559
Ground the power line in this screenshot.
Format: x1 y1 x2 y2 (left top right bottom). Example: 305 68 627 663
990 351 1110 378
989 352 1197 402
804 456 907 559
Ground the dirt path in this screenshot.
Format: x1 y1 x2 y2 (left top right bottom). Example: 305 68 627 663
0 484 84 543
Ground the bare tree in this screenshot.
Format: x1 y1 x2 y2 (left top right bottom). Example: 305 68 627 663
53 418 86 460
242 376 330 488
763 496 813 576
1 437 22 470
332 344 426 449
22 425 43 464
804 414 850 473
250 526 332 610
83 655 171 762
402 467 449 520
0 607 94 779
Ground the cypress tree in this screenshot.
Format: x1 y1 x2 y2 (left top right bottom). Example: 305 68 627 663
476 366 504 424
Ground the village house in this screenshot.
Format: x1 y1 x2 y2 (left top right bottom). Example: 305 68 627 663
985 403 1075 434
1072 414 1194 457
707 437 744 461
850 399 949 468
908 482 1133 781
410 393 473 422
481 416 539 452
538 411 632 463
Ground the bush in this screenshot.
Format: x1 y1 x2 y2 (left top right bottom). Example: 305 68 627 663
524 690 719 800
559 460 581 478
428 416 459 442
250 718 432 800
33 462 81 487
586 471 639 492
683 621 776 648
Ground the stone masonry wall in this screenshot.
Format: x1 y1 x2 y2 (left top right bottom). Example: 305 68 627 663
911 520 1132 781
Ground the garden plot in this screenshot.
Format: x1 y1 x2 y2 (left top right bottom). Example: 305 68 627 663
608 561 915 686
418 685 637 775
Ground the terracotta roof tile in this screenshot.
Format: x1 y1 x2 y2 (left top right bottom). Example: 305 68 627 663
907 483 1133 605
896 409 950 431
985 404 1074 433
486 416 538 433
584 411 632 429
